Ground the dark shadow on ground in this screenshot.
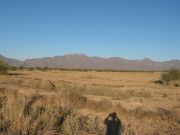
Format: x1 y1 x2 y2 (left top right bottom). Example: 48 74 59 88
8 73 29 76
104 112 122 135
153 80 164 84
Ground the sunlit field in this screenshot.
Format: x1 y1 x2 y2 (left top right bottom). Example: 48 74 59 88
0 70 180 135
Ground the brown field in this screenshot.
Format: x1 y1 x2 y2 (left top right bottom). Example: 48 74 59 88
0 70 180 135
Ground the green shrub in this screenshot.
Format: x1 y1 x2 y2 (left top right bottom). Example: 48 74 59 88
9 66 18 71
19 66 24 70
0 60 8 75
40 67 48 71
36 67 48 71
161 69 180 84
28 67 34 71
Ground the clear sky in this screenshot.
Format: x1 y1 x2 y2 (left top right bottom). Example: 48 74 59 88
0 0 180 61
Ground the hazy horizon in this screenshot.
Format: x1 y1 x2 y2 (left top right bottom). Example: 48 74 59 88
1 53 180 62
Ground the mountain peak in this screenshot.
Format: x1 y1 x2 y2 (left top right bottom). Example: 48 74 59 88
0 54 180 71
142 58 153 62
63 53 88 57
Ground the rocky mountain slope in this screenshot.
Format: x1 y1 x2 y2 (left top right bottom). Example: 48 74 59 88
0 54 180 71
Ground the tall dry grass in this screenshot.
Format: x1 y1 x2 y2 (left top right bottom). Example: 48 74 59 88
0 89 108 135
0 88 179 135
0 75 180 135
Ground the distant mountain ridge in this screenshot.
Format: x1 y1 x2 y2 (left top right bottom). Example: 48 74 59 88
0 54 22 67
0 54 180 71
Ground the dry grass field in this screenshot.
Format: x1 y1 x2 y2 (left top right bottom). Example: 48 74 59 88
0 70 180 135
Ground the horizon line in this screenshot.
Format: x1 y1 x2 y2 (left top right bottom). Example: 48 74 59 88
1 53 179 62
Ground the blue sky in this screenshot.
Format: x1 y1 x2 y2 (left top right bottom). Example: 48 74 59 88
0 0 180 61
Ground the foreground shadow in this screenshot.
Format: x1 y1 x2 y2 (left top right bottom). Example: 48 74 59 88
104 112 122 135
8 73 29 76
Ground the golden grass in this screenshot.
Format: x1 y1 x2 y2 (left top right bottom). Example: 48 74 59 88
0 70 180 135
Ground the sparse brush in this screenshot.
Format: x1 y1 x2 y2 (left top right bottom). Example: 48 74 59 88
9 66 18 71
161 69 180 85
0 60 8 75
0 71 180 135
36 67 49 71
28 68 35 71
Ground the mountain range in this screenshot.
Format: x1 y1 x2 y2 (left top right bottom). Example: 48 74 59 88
0 54 180 71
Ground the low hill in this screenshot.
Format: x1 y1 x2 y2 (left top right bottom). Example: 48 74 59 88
0 54 180 71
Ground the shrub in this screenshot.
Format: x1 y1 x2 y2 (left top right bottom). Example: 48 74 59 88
40 67 48 71
36 67 48 71
28 67 34 71
161 69 180 84
9 66 18 71
19 66 24 70
0 60 8 75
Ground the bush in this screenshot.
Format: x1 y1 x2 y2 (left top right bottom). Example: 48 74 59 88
161 69 180 84
0 60 8 75
28 67 34 71
35 67 49 71
9 66 18 71
19 66 24 70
